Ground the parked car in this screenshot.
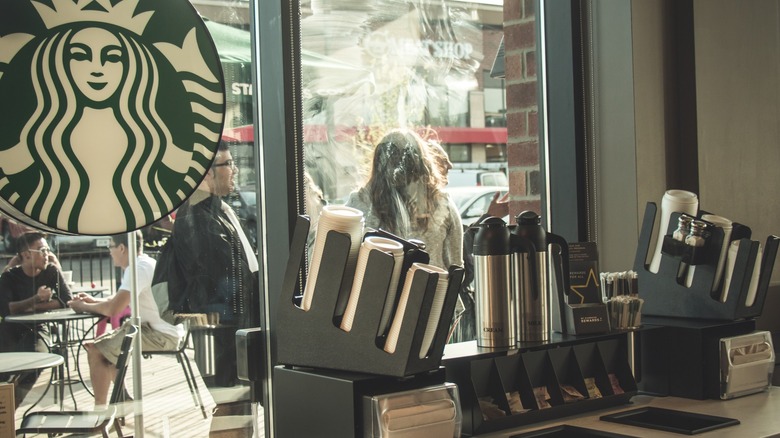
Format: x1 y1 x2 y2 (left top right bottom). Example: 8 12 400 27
445 186 508 226
446 168 508 188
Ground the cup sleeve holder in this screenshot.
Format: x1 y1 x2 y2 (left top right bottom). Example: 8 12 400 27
471 357 512 419
573 342 613 399
548 347 589 403
494 354 537 415
598 339 638 394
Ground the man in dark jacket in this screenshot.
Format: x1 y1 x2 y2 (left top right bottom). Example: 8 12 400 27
172 143 258 386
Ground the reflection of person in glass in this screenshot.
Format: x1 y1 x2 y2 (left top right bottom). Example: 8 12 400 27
0 231 72 406
70 232 182 408
172 143 258 387
0 24 191 233
347 129 463 270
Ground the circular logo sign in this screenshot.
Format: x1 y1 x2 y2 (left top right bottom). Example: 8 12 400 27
0 0 225 235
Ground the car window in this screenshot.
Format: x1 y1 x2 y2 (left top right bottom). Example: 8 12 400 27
464 192 494 218
448 190 478 210
241 191 256 206
480 172 508 187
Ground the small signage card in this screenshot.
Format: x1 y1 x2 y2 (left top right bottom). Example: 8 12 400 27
0 383 14 437
568 242 601 304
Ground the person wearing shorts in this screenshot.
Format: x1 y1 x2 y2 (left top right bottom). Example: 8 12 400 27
70 231 183 407
92 320 178 365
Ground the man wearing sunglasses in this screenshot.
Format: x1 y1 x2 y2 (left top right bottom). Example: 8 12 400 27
0 231 73 406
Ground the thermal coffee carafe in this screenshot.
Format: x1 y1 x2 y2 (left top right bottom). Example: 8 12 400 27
511 211 570 342
472 217 515 347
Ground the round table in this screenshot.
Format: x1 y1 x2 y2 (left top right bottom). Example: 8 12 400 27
4 308 99 410
0 352 64 415
0 352 64 374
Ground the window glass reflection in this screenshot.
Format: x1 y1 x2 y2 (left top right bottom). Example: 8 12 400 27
300 0 508 349
1 0 259 433
300 0 507 206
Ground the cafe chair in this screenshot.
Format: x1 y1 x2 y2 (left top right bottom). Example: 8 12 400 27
142 320 208 419
17 325 138 438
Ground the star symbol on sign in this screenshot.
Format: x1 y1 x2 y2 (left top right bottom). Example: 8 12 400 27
570 268 600 304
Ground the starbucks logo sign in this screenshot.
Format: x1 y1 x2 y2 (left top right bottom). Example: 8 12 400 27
0 0 225 235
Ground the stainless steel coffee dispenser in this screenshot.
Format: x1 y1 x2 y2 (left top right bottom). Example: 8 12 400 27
473 217 515 347
511 211 570 342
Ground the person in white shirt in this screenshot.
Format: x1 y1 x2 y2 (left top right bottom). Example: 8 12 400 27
70 231 183 407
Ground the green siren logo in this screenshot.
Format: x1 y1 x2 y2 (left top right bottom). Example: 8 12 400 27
0 0 225 234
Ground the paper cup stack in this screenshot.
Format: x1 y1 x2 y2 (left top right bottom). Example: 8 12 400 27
418 266 449 359
701 213 733 293
721 240 764 306
384 263 449 355
302 205 364 311
649 189 699 274
377 240 407 336
340 236 405 332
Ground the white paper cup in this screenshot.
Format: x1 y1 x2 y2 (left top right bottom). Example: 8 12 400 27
384 263 449 355
302 205 364 311
720 241 740 303
384 265 419 354
377 251 407 336
340 236 404 332
419 266 449 359
701 214 732 293
649 190 698 273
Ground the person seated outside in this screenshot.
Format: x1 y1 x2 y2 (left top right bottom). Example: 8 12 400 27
69 231 183 407
0 231 72 407
2 244 63 273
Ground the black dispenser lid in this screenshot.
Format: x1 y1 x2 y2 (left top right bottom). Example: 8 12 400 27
513 210 547 252
473 216 511 256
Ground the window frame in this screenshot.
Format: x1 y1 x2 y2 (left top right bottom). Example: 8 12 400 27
251 1 589 436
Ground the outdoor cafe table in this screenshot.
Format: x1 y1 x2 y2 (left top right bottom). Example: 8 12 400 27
0 352 65 415
4 308 99 410
0 352 64 374
69 285 110 298
0 352 64 414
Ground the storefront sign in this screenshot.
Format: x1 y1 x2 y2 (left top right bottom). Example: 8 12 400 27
364 32 474 61
0 0 225 235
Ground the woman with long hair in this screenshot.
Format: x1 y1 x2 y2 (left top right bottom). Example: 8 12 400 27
346 129 463 269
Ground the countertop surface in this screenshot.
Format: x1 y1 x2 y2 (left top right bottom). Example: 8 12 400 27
476 387 780 437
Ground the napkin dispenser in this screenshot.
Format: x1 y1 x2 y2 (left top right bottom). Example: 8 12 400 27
719 330 774 399
363 383 461 438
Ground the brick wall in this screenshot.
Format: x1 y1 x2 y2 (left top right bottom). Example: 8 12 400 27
505 0 541 216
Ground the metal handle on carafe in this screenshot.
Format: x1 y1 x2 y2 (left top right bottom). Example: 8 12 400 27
547 233 570 334
511 235 538 299
546 232 571 296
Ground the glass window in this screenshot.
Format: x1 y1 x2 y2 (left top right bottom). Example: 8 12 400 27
299 1 508 205
446 144 472 163
1 1 553 436
1 0 260 435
